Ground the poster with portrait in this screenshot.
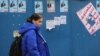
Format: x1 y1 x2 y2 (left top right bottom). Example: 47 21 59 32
35 1 43 13
18 0 26 13
9 0 17 12
47 0 55 12
0 0 8 12
60 0 68 12
96 1 100 13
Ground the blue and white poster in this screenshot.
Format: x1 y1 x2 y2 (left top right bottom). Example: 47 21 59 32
96 1 100 12
60 0 68 12
9 0 17 12
0 0 8 12
47 0 55 12
18 0 26 13
35 1 43 13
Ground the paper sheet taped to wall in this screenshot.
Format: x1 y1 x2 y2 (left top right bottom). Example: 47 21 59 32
60 15 67 24
46 20 55 30
54 17 61 26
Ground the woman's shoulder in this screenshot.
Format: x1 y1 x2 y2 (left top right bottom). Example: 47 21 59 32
25 29 36 36
23 30 37 39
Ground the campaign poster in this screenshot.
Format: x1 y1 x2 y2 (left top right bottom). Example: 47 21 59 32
18 0 26 13
96 1 100 13
60 0 68 12
35 1 43 13
9 0 18 12
0 0 8 12
47 0 55 12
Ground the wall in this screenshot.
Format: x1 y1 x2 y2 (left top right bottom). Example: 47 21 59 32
0 0 100 56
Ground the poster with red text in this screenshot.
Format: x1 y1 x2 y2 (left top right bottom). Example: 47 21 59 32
77 2 100 35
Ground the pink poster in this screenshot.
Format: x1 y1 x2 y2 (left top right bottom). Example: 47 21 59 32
77 2 100 35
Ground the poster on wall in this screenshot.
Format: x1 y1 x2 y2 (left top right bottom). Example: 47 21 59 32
47 0 55 12
96 1 100 13
77 2 100 35
60 0 68 12
18 0 26 13
9 0 18 12
0 0 8 12
35 1 43 13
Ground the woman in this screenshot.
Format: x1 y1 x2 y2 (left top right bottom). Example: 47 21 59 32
19 13 50 56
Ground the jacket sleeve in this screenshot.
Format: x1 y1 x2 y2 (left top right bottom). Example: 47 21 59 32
26 30 40 56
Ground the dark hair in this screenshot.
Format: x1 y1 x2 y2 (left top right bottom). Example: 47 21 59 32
27 13 43 23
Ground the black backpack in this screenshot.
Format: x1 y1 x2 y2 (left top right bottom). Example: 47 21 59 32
9 29 35 56
9 30 28 56
9 35 23 56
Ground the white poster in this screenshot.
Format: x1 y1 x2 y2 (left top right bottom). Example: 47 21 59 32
0 0 8 12
35 1 43 13
9 0 18 12
46 20 55 30
60 0 68 12
18 0 26 13
54 17 61 26
96 1 100 12
77 2 100 35
47 0 55 12
60 15 67 24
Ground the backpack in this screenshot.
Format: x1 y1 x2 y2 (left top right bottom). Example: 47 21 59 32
9 35 23 56
9 29 29 56
9 29 36 56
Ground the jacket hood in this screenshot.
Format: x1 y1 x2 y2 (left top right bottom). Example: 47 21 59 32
19 22 39 34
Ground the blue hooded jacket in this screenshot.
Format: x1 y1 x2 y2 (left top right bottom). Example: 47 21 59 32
19 22 50 56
